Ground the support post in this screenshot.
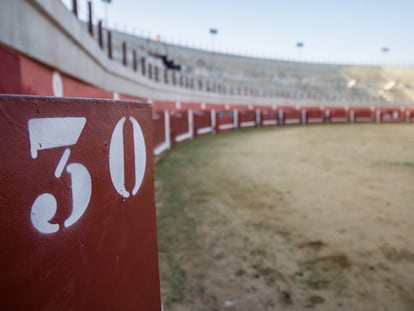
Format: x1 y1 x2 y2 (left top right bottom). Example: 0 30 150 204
87 1 93 36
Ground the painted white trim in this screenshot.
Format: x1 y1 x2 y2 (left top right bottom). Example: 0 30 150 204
219 123 234 130
233 109 238 129
197 127 213 135
355 117 373 122
174 110 193 142
349 110 355 123
153 110 171 156
52 71 63 97
211 109 216 129
188 109 194 138
285 119 301 124
262 119 277 126
301 110 306 125
175 132 192 142
308 118 323 123
331 117 348 122
240 121 256 128
256 110 261 125
154 141 170 156
278 110 284 123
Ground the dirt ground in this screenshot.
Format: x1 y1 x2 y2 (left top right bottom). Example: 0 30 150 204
155 124 414 311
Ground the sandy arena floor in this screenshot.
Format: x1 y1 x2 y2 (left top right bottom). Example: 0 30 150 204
155 124 414 311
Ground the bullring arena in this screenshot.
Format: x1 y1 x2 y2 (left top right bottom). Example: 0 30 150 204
0 1 414 310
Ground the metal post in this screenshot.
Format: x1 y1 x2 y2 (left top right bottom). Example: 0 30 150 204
122 42 127 66
107 31 112 59
72 0 78 17
141 57 146 76
132 50 137 71
98 20 103 49
87 1 93 36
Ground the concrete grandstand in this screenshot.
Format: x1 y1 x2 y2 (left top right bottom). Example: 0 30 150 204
2 0 413 107
89 21 414 106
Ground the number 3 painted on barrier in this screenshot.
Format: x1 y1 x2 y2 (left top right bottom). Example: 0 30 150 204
28 118 92 234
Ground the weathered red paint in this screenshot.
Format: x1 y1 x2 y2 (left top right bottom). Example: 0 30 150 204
405 108 414 122
153 100 175 112
0 45 23 94
260 109 278 126
280 106 301 124
303 106 324 124
325 106 349 123
215 110 234 132
238 110 256 127
0 95 161 310
180 101 202 111
0 44 113 98
170 110 191 146
193 110 212 137
153 110 167 149
352 107 374 122
376 107 402 123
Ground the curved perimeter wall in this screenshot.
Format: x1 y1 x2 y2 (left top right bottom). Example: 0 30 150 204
1 1 414 310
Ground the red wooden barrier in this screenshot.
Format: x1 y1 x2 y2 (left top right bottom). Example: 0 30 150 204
303 106 324 124
0 95 161 310
216 110 234 132
153 100 175 112
350 107 374 123
279 106 301 125
153 110 170 157
170 110 192 146
405 108 414 122
260 109 278 126
193 110 213 136
238 110 256 128
325 106 349 123
376 107 403 123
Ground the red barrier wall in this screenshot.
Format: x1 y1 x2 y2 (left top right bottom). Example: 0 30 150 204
377 107 402 122
0 45 23 94
0 95 161 310
170 110 191 145
193 110 212 136
325 106 349 123
0 45 132 99
304 106 324 123
280 106 301 124
406 108 414 122
153 100 175 112
153 110 167 148
216 110 234 131
351 107 374 122
238 110 256 128
260 109 278 126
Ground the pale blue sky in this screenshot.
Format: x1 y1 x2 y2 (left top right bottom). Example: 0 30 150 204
62 0 414 65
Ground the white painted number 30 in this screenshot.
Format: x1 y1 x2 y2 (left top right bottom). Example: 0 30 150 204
28 116 146 234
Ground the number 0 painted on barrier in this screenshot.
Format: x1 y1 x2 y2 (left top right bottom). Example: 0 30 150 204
109 117 146 199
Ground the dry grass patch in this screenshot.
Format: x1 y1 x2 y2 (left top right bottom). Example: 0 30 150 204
156 124 414 311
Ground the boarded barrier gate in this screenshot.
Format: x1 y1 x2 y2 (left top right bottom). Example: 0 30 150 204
0 96 161 310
